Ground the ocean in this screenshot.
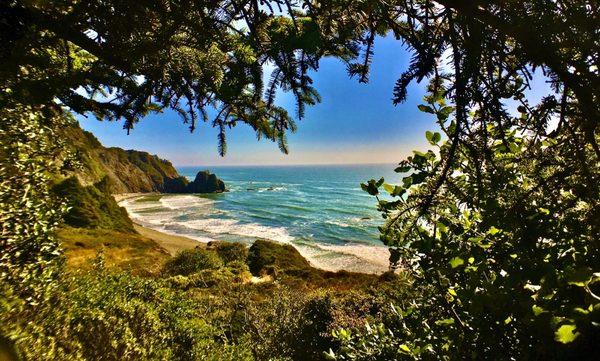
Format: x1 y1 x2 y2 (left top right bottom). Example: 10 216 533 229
119 164 402 273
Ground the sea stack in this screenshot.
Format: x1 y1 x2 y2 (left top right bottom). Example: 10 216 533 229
185 170 226 193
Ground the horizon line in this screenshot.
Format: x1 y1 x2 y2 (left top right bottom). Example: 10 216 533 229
172 161 399 168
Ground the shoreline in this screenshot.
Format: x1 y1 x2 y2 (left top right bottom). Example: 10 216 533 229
133 223 202 255
116 193 390 274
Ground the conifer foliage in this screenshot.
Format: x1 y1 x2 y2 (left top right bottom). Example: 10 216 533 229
348 0 599 359
1 1 598 360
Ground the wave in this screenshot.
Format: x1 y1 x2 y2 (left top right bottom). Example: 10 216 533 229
177 218 294 244
159 195 215 210
293 241 390 274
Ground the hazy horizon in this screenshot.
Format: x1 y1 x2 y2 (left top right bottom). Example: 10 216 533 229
175 161 398 167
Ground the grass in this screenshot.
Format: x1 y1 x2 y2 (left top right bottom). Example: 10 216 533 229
57 227 171 275
53 176 134 233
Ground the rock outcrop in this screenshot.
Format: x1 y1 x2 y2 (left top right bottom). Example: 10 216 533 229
61 124 183 193
184 170 226 193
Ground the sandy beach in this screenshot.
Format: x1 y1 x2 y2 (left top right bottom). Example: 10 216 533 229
133 223 203 255
114 194 204 255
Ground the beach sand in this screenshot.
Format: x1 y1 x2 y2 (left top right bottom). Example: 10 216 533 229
115 193 204 255
133 223 203 255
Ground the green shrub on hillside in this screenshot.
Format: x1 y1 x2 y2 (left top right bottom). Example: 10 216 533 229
208 241 249 264
3 267 253 361
52 176 134 233
163 249 224 276
247 239 310 276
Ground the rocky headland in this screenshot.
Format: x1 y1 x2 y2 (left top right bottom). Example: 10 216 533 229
61 123 225 194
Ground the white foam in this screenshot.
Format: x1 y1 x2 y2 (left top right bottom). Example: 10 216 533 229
324 219 351 228
152 227 216 243
159 195 215 210
119 198 161 213
295 242 390 274
177 218 294 243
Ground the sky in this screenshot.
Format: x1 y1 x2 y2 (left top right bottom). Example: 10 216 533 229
78 34 550 167
78 34 438 166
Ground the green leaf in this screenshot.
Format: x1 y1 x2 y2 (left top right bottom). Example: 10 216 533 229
467 236 483 243
361 179 381 196
487 226 501 235
395 165 411 173
437 106 455 121
435 318 455 326
418 104 435 114
399 344 411 353
449 257 464 268
436 222 448 234
324 349 337 360
383 183 395 194
426 131 442 145
532 305 545 316
426 130 434 142
411 171 429 184
538 207 550 215
554 324 579 344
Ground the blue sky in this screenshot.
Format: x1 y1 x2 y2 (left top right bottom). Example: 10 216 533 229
79 34 550 166
79 35 437 166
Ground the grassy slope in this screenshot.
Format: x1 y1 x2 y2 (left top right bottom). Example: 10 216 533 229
57 227 171 275
59 225 388 291
53 176 135 233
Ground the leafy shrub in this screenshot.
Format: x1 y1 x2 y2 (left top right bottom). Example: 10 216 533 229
0 105 67 298
208 241 249 264
163 249 223 276
349 88 600 359
247 239 310 275
2 266 254 361
52 176 134 232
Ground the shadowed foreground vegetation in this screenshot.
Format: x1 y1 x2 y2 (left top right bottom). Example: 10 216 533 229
2 0 598 359
17 229 411 360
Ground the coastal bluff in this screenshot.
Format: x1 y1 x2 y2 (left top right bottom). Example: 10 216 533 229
62 123 225 194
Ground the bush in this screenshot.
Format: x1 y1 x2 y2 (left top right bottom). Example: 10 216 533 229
208 241 248 264
52 176 134 233
163 249 223 276
2 268 253 361
247 240 310 276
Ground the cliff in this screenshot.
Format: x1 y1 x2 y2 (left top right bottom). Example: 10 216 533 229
54 123 226 233
61 123 189 194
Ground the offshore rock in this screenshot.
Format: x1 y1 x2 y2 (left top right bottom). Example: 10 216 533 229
184 170 226 193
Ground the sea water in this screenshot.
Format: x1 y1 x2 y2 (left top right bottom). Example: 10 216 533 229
119 164 402 273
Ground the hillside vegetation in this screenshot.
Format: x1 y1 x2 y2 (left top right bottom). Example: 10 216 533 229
2 1 598 360
60 124 187 193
